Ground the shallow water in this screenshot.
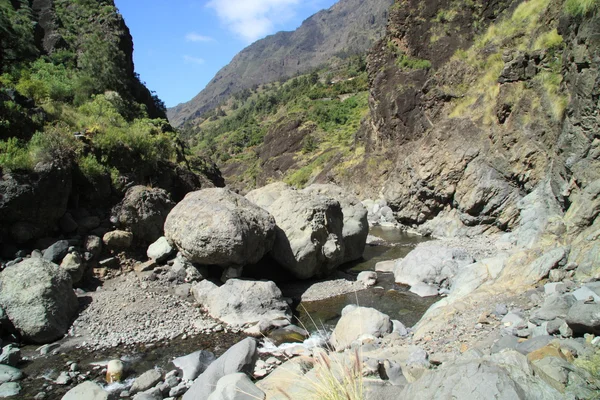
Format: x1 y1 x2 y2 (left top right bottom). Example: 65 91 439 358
296 226 438 332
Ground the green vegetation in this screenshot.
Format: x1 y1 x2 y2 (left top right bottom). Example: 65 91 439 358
396 54 432 70
564 0 599 15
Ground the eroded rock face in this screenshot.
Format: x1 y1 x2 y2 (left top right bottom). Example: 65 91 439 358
111 185 175 244
247 184 345 279
302 184 369 263
0 258 78 343
164 188 276 266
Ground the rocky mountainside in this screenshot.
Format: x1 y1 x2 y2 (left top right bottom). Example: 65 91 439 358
167 0 393 127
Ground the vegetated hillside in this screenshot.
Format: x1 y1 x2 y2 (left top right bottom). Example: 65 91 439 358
167 0 393 128
0 0 221 243
180 55 370 192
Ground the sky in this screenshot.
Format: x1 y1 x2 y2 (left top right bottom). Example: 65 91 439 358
114 0 340 108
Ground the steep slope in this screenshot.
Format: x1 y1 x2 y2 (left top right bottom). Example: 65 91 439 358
167 0 393 127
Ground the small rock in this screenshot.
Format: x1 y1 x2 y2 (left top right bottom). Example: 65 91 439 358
493 304 508 316
55 371 71 385
0 382 21 398
172 350 216 381
544 283 566 295
103 231 133 251
62 381 109 400
134 260 157 274
409 282 439 297
130 369 163 394
0 345 21 367
99 257 119 269
549 269 567 282
357 271 377 287
84 236 102 259
147 237 174 263
37 343 60 355
42 240 70 263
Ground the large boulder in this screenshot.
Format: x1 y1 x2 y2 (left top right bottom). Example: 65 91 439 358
246 184 345 279
164 188 277 266
111 186 176 244
191 279 290 327
207 373 265 400
0 258 78 343
183 338 258 400
245 182 292 209
302 184 369 263
330 306 392 350
566 301 600 335
394 244 474 288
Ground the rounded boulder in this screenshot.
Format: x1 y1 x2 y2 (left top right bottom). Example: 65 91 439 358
164 188 276 266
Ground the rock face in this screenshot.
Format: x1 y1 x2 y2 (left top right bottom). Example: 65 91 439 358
330 306 392 350
394 244 474 288
164 188 276 267
246 183 345 279
302 184 369 263
183 338 258 400
0 258 78 343
191 279 290 327
111 186 176 244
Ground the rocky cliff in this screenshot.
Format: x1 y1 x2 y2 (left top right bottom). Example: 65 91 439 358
167 0 393 127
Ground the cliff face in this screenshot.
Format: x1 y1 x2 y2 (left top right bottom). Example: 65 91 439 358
167 0 393 127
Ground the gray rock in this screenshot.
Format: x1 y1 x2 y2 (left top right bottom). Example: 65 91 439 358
0 258 78 343
491 336 519 354
394 244 474 287
42 240 70 263
172 350 216 381
147 237 175 263
357 271 377 287
0 345 20 367
55 371 71 385
206 373 265 400
572 287 600 302
111 186 175 244
302 184 369 263
102 230 133 250
132 392 161 400
566 301 600 335
524 247 569 283
515 336 555 355
544 283 566 295
62 381 108 400
501 312 526 329
165 188 276 267
330 306 392 350
191 279 290 327
392 320 408 336
247 184 345 279
60 252 85 285
0 365 22 383
130 369 163 394
530 294 576 324
169 382 189 397
494 304 508 316
409 282 439 297
183 338 258 400
0 382 20 398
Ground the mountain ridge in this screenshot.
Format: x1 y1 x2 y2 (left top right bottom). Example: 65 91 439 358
167 0 393 127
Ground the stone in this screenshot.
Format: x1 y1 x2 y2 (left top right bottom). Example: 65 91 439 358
165 188 276 266
572 286 600 303
357 271 377 287
566 301 600 335
172 350 216 381
183 338 258 400
375 260 395 272
146 236 174 263
0 345 21 367
549 269 567 282
206 373 265 400
60 252 85 284
523 247 569 283
55 371 71 385
501 313 526 329
246 184 345 279
268 325 309 346
42 240 70 263
393 244 474 287
102 231 133 250
392 320 408 336
302 184 369 263
106 360 124 383
0 382 20 398
0 258 78 343
330 306 392 350
515 336 555 355
530 293 576 324
134 260 157 274
409 282 439 297
84 236 102 259
191 279 290 327
0 365 22 383
130 369 163 394
111 186 175 244
544 283 566 295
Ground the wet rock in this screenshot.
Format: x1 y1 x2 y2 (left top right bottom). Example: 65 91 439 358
131 368 163 394
207 373 265 400
111 186 175 244
102 231 133 251
55 371 71 385
0 382 20 398
183 338 258 400
42 240 70 263
566 301 600 335
409 282 439 297
247 184 345 279
268 325 308 346
60 252 85 284
173 350 216 381
0 365 22 383
330 306 392 350
147 237 174 263
165 188 276 267
302 184 369 263
0 258 78 343
0 345 21 367
191 279 290 327
357 271 377 287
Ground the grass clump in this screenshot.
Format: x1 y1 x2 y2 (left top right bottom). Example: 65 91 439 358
396 54 432 70
0 138 32 171
564 0 599 15
534 29 564 50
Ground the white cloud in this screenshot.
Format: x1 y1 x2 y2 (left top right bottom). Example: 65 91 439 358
206 0 301 43
185 32 214 42
183 55 206 65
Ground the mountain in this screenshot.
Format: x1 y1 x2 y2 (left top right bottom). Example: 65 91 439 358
167 0 394 127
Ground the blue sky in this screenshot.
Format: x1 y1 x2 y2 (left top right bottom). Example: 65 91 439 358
114 0 339 108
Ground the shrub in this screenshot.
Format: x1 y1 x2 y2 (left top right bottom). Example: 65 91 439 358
78 153 107 180
564 0 599 15
0 138 32 171
396 54 432 70
28 124 80 165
